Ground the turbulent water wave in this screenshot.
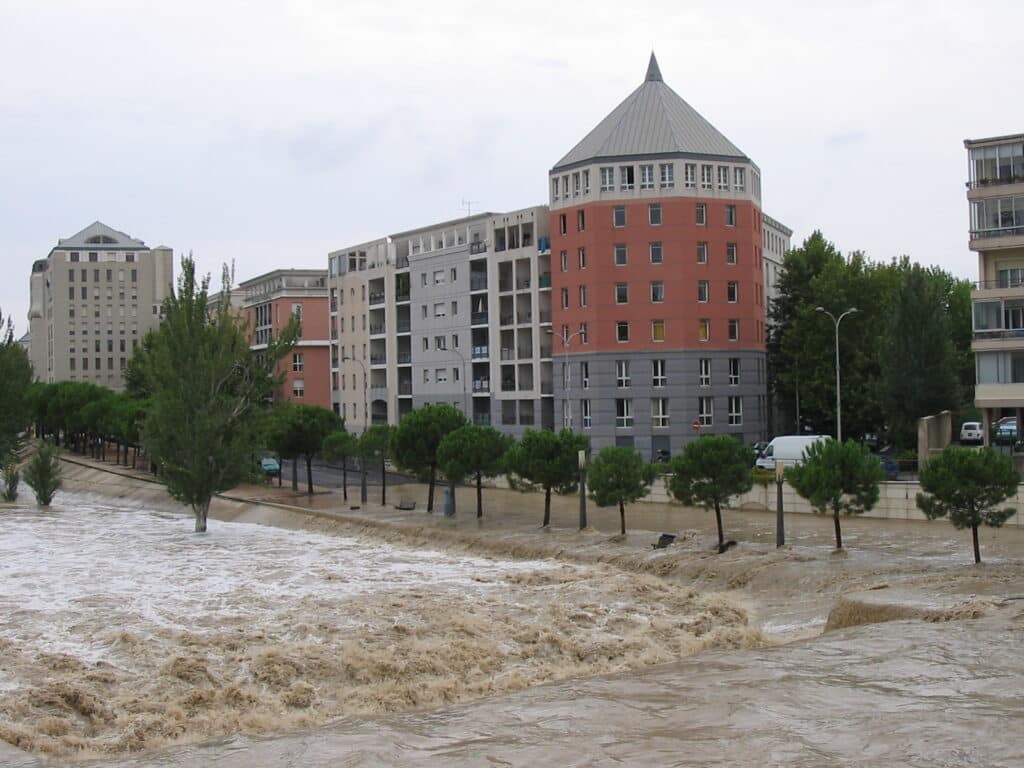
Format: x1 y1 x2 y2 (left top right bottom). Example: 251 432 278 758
0 497 762 759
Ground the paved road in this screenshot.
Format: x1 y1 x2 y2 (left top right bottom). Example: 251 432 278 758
277 458 415 490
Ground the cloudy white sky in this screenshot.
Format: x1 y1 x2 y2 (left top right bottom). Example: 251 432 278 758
2 0 1018 336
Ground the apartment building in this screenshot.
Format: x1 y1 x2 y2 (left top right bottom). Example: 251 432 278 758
548 54 770 457
239 269 331 410
27 221 173 390
966 133 1024 439
327 206 553 434
763 214 792 312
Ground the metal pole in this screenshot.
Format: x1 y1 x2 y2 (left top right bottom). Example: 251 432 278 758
775 460 785 547
343 355 369 503
834 319 842 443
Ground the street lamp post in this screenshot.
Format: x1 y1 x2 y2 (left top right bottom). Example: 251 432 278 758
815 307 859 443
546 327 588 530
342 355 369 503
445 346 469 516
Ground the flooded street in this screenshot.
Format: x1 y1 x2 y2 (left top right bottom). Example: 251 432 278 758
2 464 1023 766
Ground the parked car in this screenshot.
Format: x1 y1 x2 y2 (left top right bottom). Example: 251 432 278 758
861 432 880 452
755 435 830 470
994 419 1017 445
876 454 899 481
959 421 983 445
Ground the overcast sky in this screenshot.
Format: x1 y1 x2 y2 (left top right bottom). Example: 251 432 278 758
2 0 1018 337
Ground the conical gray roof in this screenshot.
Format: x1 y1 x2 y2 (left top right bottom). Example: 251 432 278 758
552 53 747 172
55 221 147 250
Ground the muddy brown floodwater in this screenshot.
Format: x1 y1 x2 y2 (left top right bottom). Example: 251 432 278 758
1 462 1023 767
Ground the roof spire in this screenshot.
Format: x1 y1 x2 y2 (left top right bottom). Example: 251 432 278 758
645 51 662 82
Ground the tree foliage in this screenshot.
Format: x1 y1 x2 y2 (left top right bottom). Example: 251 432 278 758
668 436 754 552
437 424 512 518
391 404 466 512
136 257 296 531
24 440 62 506
321 430 357 501
504 428 589 527
587 446 657 535
358 424 395 505
266 403 341 494
786 439 884 550
917 447 1018 563
0 307 33 462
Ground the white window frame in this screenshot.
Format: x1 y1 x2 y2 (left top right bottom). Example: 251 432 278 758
620 165 635 191
698 280 709 303
580 361 590 389
650 242 663 264
701 164 713 189
614 244 628 266
651 281 664 303
600 167 614 191
717 165 730 190
698 396 714 426
616 321 630 343
727 243 738 264
648 203 662 225
615 398 634 428
733 167 746 191
579 284 588 307
652 359 667 388
659 163 674 188
728 396 743 426
640 164 655 190
616 359 631 388
615 283 628 304
729 357 740 386
699 319 710 342
651 398 669 428
696 203 706 226
728 281 738 303
725 205 737 227
684 163 696 188
560 250 568 271
729 319 740 341
581 398 592 428
697 241 708 264
292 352 304 372
613 206 626 228
699 357 711 387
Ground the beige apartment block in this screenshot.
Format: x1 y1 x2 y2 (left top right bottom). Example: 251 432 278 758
965 133 1024 438
28 221 173 390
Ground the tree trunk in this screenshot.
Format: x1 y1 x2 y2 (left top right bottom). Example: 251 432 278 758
306 455 314 495
833 510 843 550
381 457 387 505
449 479 456 516
972 524 981 564
427 466 436 512
476 472 483 519
132 446 137 469
714 501 725 551
342 461 348 501
291 458 298 492
543 486 551 527
193 500 209 533
619 500 626 535
360 458 367 503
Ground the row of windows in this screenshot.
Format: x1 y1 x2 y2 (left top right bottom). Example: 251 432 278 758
71 338 133 353
560 280 742 308
68 305 142 319
557 202 736 233
560 317 754 344
68 357 129 372
68 268 138 283
559 240 741 270
566 396 743 429
552 163 750 200
562 358 742 390
66 251 136 263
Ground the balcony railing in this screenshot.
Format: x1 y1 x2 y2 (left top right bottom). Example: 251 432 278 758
368 291 385 305
395 256 409 269
539 311 552 323
398 382 412 395
500 314 513 326
471 311 489 325
538 236 550 254
967 176 1024 189
370 354 387 365
330 298 338 312
539 345 552 358
974 328 1024 341
516 278 531 290
395 291 410 303
516 312 532 324
369 323 385 334
396 320 411 333
469 241 487 255
397 352 412 364
501 413 516 425
500 348 514 361
541 382 553 394
975 279 1024 290
517 348 533 359
473 413 491 426
501 380 516 392
539 272 551 288
971 226 1024 240
470 275 488 290
473 379 490 392
472 346 489 359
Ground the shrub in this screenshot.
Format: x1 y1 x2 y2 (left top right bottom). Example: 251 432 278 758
24 441 62 506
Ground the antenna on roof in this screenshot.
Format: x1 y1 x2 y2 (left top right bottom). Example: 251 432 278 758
461 198 480 217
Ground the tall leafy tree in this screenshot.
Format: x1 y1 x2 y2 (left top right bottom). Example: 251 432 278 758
0 308 34 462
391 404 466 512
786 439 884 550
322 430 357 501
669 436 754 553
24 441 62 507
917 447 1018 564
587 446 658 535
138 257 296 532
437 424 512 518
358 424 394 505
504 428 589 527
882 265 960 449
267 404 341 494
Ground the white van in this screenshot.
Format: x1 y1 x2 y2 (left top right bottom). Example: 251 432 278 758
755 435 830 470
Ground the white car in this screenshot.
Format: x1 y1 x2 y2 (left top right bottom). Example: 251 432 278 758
959 421 983 445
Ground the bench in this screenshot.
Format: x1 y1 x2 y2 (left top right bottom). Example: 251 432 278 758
652 533 676 550
394 500 417 511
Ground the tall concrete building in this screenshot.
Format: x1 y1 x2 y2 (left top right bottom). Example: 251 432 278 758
27 222 173 390
763 214 792 312
966 133 1024 438
328 206 553 433
548 54 769 457
239 269 332 411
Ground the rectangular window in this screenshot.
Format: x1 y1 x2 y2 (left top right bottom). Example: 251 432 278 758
733 167 746 191
616 321 630 342
698 396 714 426
451 267 457 283
68 286 75 300
701 164 713 189
579 322 589 343
580 361 590 389
619 165 635 190
453 367 460 382
650 242 663 264
583 169 590 194
616 360 631 387
561 324 570 343
577 209 585 231
717 165 730 190
578 247 587 269
560 250 568 271
552 178 560 201
581 399 592 428
69 358 76 371
728 319 739 341
421 273 428 287
423 337 429 351
652 359 667 388
699 319 711 343
648 203 662 225
434 303 446 317
613 206 626 227
615 283 628 304
434 335 447 350
573 172 581 196
696 203 706 225
725 205 736 227
563 176 569 197
614 244 628 266
561 287 569 309
651 281 664 303
728 396 743 425
651 319 665 342
727 243 738 264
293 379 305 398
452 333 459 349
579 285 588 307
651 398 669 428
729 358 740 385
559 214 567 235
421 305 428 319
727 281 738 302
640 164 655 189
600 167 614 191
68 269 75 282
684 163 697 188
697 241 708 263
451 300 458 316
615 398 633 428
659 163 674 188
433 270 445 285
698 280 709 303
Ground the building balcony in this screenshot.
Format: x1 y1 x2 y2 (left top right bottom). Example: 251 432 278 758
501 379 516 392
500 314 514 326
473 413 491 425
539 272 551 289
516 278 531 290
540 381 553 394
538 237 550 254
498 281 513 293
396 320 411 333
472 379 490 392
398 382 413 395
369 292 385 306
369 386 388 402
470 241 487 255
516 312 532 324
471 346 489 359
967 176 1024 190
369 323 385 335
471 311 489 325
470 275 488 291
395 256 410 269
395 291 410 303
397 352 412 364
370 354 387 365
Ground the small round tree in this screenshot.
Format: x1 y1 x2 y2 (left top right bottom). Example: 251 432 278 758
587 446 658 535
437 425 512 518
24 441 62 507
358 425 395 505
391 404 467 513
786 439 884 551
669 436 754 553
505 429 589 527
322 430 357 501
917 446 1018 564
